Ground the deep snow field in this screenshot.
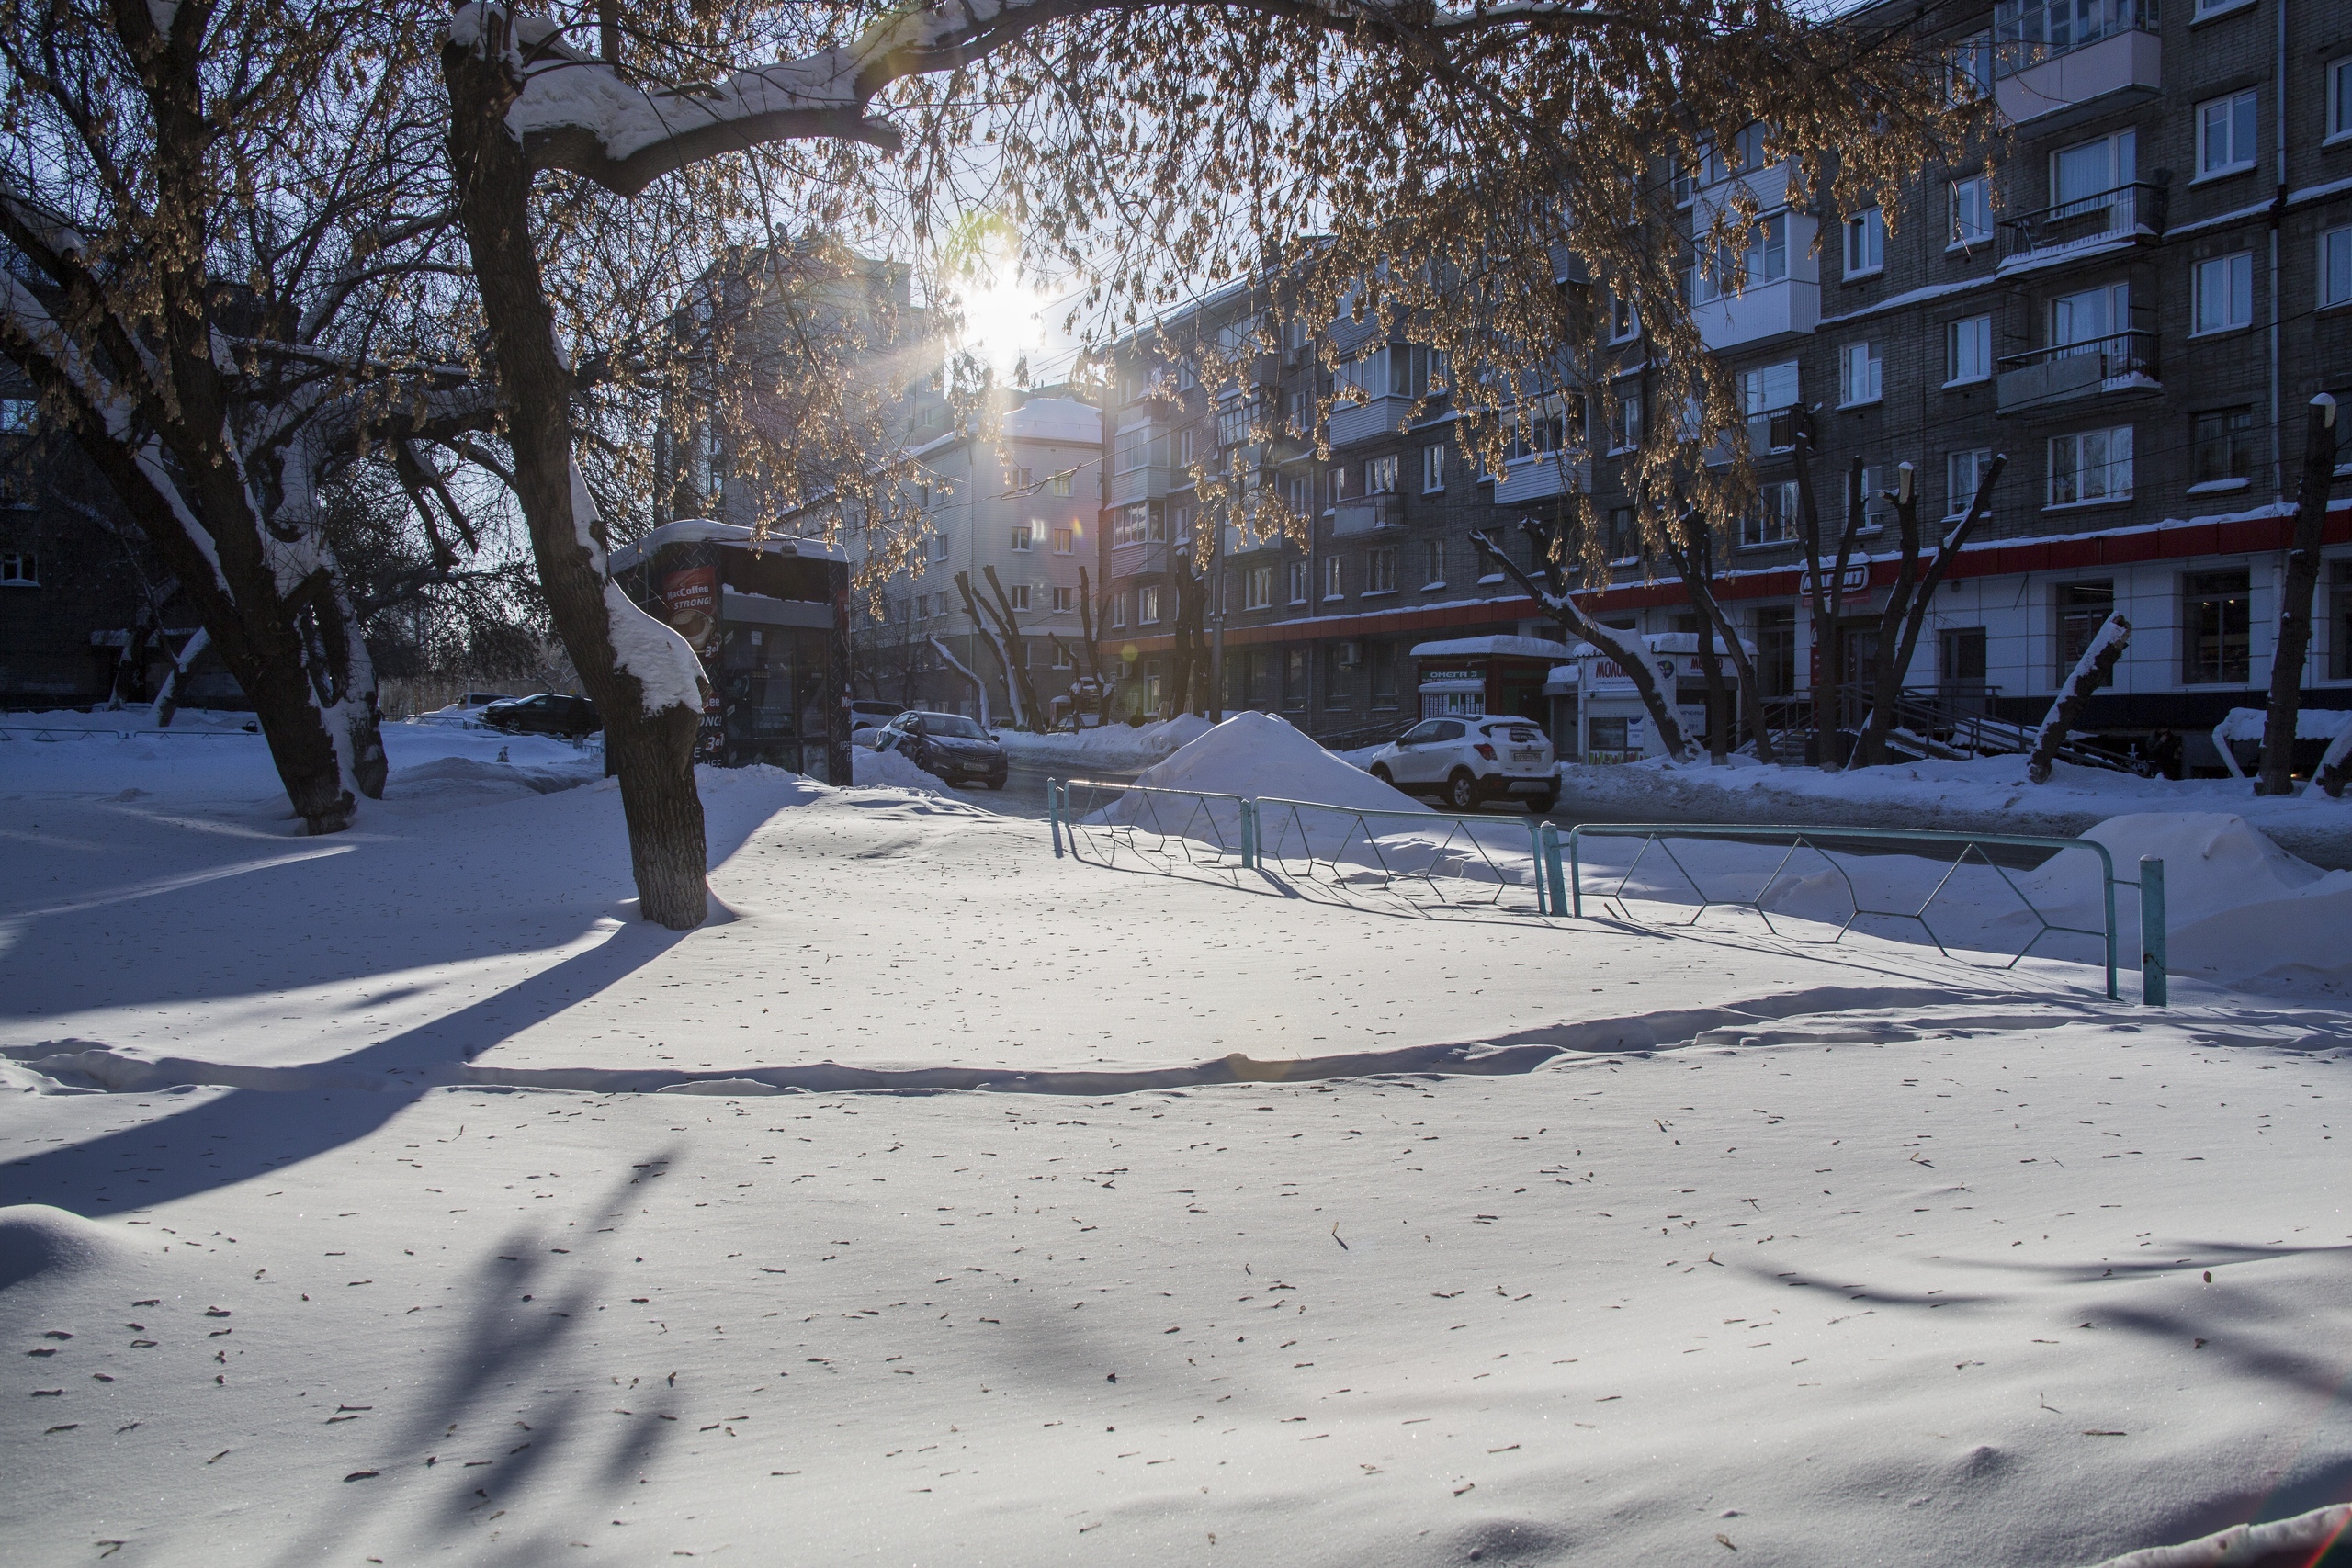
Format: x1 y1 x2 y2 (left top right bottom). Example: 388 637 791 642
4 713 2350 1566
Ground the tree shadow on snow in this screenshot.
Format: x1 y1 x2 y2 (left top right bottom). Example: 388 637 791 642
0 919 693 1214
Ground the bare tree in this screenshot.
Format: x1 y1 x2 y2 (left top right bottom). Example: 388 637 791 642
2255 396 2340 796
0 0 519 830
1662 511 1771 763
1792 434 1863 771
2029 614 2131 785
1852 455 2004 767
1474 521 1690 762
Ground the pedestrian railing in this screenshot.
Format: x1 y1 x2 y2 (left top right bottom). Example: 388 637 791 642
1051 779 2167 1004
0 725 252 741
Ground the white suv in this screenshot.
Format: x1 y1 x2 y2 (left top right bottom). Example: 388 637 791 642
1365 716 1557 813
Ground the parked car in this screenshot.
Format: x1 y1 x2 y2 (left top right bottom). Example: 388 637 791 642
848 699 905 733
480 692 603 739
459 691 518 708
877 710 1008 789
1365 715 1556 813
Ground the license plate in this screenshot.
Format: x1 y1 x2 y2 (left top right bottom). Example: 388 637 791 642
1511 750 1541 765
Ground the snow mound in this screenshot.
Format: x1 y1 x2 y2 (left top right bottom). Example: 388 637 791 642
2060 812 2331 917
0 1204 128 1292
386 753 599 801
995 713 1214 770
1127 711 1425 813
852 746 951 792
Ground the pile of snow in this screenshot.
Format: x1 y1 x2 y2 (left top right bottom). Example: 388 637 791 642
851 745 952 792
994 713 1214 770
1126 711 1425 812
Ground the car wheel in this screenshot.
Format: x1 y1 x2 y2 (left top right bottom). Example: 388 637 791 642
983 774 1006 790
1369 764 1394 784
1446 769 1480 812
1525 791 1557 815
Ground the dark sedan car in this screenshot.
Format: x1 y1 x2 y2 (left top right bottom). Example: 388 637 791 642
878 710 1007 789
480 692 603 739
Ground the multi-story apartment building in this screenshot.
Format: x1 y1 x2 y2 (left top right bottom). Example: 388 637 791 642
846 389 1104 724
1102 0 2352 767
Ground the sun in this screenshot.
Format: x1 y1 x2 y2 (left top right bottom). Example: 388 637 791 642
944 217 1046 378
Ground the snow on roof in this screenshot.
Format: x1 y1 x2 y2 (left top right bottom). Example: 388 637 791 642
1642 630 1761 658
1408 636 1575 660
1001 397 1101 446
608 519 847 574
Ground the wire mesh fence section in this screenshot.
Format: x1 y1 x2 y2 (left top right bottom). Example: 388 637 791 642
1564 823 2120 998
1251 797 1549 918
1053 777 1250 886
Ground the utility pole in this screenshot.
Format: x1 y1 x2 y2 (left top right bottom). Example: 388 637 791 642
1208 497 1227 722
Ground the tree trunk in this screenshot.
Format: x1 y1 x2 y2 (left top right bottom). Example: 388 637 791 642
953 571 1031 728
1858 468 1919 768
2028 614 2131 784
1792 432 1861 771
153 627 209 727
980 565 1051 730
2256 396 2340 796
1472 526 1690 761
446 23 708 929
1668 514 1768 761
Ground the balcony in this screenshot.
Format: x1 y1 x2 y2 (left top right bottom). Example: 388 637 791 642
1995 330 2161 416
1109 538 1170 578
1492 454 1592 505
1994 17 2161 130
1222 520 1283 556
1691 276 1820 352
1704 406 1802 468
1107 463 1170 506
1330 494 1404 536
1997 181 2166 272
1328 394 1413 448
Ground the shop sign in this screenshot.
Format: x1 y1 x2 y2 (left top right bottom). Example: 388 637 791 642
1419 667 1482 684
661 566 720 658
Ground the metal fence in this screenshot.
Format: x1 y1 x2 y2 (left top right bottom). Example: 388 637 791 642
1052 777 2168 1003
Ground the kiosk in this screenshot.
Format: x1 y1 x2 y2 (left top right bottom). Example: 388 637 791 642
1408 637 1574 725
610 519 852 782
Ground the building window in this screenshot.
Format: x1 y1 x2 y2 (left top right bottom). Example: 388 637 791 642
1608 389 1643 452
2192 407 2256 487
1366 547 1398 593
1739 361 1800 422
1244 564 1275 610
2332 562 2352 680
2183 570 2252 684
2196 90 2258 179
1947 31 1992 104
1050 526 1074 555
1422 538 1445 586
1844 208 1884 276
1216 400 1252 447
1950 176 1994 247
1365 454 1399 494
1281 559 1304 604
2323 226 2352 309
1052 585 1074 614
1287 389 1313 435
1176 426 1198 468
2052 280 2132 355
1754 606 1797 698
1329 464 1351 504
2051 130 2135 218
2048 426 2132 505
1692 212 1788 303
1838 341 1883 407
1947 315 1994 384
1110 592 1128 628
1008 584 1031 611
1050 470 1074 496
929 533 949 561
1011 525 1033 552
1947 447 1996 518
1608 292 1640 342
2192 252 2253 334
1283 474 1312 517
1421 443 1447 492
1163 505 1183 544
1739 481 1800 547
0 550 37 585
1940 626 1988 690
1606 505 1641 562
1369 643 1399 707
1850 464 1896 533
1137 584 1160 624
2056 581 2115 677
2332 56 2352 143
1324 644 1354 705
1324 554 1344 600
1009 466 1034 491
1283 648 1309 710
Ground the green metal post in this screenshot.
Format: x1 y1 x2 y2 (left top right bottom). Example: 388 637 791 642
2139 855 2167 1006
1525 818 1547 914
1567 826 1584 918
1239 797 1259 870
1049 779 1062 856
1540 822 1566 917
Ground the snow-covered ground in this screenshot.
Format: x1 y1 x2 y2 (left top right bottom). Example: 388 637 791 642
5 716 2349 1565
1549 753 2352 870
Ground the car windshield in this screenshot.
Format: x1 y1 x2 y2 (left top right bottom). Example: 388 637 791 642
912 713 988 739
